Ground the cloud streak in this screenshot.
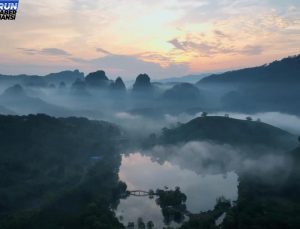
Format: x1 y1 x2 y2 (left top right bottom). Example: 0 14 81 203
96 48 113 55
19 48 71 56
146 141 292 178
168 37 264 57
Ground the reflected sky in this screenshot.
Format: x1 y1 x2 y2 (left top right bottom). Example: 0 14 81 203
116 152 238 228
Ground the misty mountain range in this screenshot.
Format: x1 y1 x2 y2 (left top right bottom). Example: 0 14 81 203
0 54 299 118
0 54 298 89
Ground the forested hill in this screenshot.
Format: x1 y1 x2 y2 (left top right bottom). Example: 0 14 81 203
0 114 126 229
197 55 300 85
219 146 300 229
160 116 297 149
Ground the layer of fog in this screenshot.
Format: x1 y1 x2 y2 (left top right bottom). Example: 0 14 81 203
111 111 300 145
116 139 293 226
0 83 299 138
116 152 238 227
142 141 292 181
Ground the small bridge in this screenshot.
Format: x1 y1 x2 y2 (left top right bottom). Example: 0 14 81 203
128 190 157 197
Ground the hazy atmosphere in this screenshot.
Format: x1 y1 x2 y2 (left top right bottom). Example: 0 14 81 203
0 1 300 229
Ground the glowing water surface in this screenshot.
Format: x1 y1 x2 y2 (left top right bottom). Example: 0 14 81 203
116 153 238 228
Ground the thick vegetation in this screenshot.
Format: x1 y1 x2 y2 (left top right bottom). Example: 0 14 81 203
156 187 187 224
222 147 300 229
159 116 296 150
0 114 126 229
175 147 300 229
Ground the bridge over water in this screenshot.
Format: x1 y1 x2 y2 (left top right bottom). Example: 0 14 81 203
128 190 158 197
127 190 192 216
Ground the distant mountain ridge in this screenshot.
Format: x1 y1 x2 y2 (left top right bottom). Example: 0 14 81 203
193 55 300 115
154 73 212 84
197 55 300 85
0 54 299 116
0 70 84 86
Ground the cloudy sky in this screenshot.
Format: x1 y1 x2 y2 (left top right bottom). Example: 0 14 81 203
0 0 299 79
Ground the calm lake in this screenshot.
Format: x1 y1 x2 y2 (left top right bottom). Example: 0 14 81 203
115 152 238 228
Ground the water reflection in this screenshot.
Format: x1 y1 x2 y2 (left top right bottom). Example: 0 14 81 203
116 153 238 228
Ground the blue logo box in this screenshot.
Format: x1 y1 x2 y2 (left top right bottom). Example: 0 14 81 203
0 0 19 10
0 0 19 20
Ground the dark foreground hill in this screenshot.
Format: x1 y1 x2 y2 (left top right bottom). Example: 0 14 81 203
159 116 296 150
0 114 125 229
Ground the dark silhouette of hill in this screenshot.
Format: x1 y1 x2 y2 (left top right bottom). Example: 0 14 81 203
197 55 300 85
0 75 47 87
44 70 84 84
220 86 300 115
111 77 126 92
160 116 296 150
132 74 153 92
196 55 300 115
163 83 202 101
154 73 211 84
0 114 125 229
0 70 84 88
85 70 110 88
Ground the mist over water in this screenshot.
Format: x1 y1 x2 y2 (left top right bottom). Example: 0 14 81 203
116 153 238 228
147 141 291 175
115 136 292 228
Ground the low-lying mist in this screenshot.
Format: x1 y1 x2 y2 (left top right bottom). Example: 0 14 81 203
139 141 293 189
